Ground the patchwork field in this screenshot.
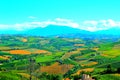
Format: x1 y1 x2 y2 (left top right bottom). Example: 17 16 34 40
0 35 120 80
0 55 11 60
81 62 98 67
40 62 73 74
61 48 85 60
9 50 31 55
72 68 94 75
101 49 120 58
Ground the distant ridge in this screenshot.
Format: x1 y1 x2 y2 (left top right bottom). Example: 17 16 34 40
24 25 90 36
0 25 120 38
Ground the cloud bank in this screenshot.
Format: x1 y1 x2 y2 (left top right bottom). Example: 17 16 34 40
81 19 120 31
0 18 120 31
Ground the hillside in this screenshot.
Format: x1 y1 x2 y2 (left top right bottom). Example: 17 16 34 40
0 35 120 80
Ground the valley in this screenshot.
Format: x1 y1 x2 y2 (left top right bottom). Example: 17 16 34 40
0 35 120 80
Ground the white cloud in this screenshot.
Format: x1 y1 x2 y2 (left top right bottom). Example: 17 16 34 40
1 18 120 31
83 20 98 25
108 19 116 26
0 18 79 31
27 18 80 28
81 19 120 31
54 18 79 28
99 20 108 26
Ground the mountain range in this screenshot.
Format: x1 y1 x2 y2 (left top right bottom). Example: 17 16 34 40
0 25 120 38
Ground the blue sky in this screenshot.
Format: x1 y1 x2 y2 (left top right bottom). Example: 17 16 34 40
0 0 120 31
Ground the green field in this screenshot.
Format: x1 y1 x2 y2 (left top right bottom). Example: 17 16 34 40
0 35 120 80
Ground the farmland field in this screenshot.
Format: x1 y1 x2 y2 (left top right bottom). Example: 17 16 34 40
0 35 120 80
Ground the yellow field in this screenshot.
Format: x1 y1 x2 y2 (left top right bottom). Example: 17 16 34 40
61 48 86 59
75 56 83 59
9 50 31 55
72 68 94 75
22 38 28 42
113 44 120 49
40 62 73 74
113 74 120 77
101 54 110 57
62 51 80 59
32 50 51 55
26 48 51 55
9 49 51 55
74 44 85 46
0 56 11 60
92 47 99 51
18 73 39 80
18 73 30 79
81 62 98 67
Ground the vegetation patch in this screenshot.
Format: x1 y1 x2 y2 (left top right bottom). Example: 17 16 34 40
0 55 11 60
0 47 11 50
72 68 94 75
40 62 73 74
9 50 31 55
81 62 98 67
101 49 120 58
61 48 85 60
21 38 28 42
74 44 85 47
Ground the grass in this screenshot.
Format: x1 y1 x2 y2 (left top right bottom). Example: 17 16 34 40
36 55 56 62
99 74 120 80
63 58 78 65
36 52 64 62
0 72 24 80
0 46 11 50
25 48 51 55
102 49 120 58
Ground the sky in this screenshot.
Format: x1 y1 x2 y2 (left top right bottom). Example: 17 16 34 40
0 0 120 31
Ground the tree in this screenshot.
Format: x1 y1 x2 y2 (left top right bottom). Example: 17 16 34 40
28 58 36 80
117 67 120 73
106 64 112 73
